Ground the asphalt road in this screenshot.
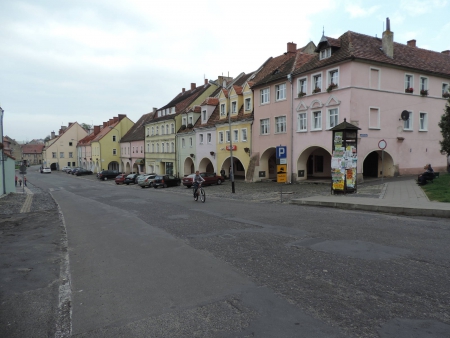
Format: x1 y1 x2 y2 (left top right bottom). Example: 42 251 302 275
8 168 450 337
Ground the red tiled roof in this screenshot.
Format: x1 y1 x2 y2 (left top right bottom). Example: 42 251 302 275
22 144 45 154
121 112 154 142
200 97 219 106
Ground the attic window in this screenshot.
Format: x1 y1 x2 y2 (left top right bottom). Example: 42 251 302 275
319 48 331 60
272 69 280 75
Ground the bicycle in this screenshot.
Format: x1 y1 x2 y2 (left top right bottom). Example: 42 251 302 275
193 183 206 203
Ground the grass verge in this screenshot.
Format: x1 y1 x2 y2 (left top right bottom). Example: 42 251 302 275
421 173 450 202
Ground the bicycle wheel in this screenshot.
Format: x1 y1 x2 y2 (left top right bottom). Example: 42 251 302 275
193 187 198 201
200 188 206 203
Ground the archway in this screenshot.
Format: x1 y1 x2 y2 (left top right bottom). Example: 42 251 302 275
259 148 276 179
199 157 215 173
222 156 246 179
183 157 195 176
50 162 58 170
297 146 332 180
125 162 131 173
362 150 395 178
108 161 120 171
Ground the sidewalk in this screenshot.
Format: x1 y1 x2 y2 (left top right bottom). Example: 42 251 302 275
291 179 450 218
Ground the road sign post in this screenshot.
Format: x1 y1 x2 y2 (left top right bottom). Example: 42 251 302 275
378 139 387 183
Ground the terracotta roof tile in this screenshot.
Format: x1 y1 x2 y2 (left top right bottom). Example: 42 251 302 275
22 144 45 154
121 112 154 142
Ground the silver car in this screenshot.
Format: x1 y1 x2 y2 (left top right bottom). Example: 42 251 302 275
137 174 156 188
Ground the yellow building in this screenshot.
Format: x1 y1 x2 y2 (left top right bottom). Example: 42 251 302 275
91 115 134 173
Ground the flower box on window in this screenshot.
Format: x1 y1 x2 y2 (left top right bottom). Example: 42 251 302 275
405 87 414 93
312 87 321 94
180 125 186 130
443 92 450 98
326 83 338 93
420 89 428 96
187 123 194 128
298 91 306 98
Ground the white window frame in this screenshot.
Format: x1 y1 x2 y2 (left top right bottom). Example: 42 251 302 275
171 123 175 134
69 152 73 158
218 131 224 143
275 116 287 133
405 74 414 92
156 126 159 135
311 110 322 131
166 125 169 134
171 142 174 152
319 48 331 60
207 133 212 144
199 134 204 144
220 103 226 116
60 152 64 158
420 76 429 91
188 116 193 125
404 111 413 131
297 112 307 132
112 149 117 155
312 72 322 93
152 144 155 152
419 112 428 131
151 127 154 135
442 82 449 96
162 143 165 152
233 129 239 142
202 110 207 122
369 106 381 129
166 143 169 152
260 88 270 105
327 108 339 130
182 117 187 126
231 101 237 114
112 135 116 142
156 143 159 152
298 77 307 96
244 98 251 111
369 67 381 90
189 137 193 147
182 138 185 148
225 130 230 143
327 68 339 87
260 118 270 135
161 126 164 135
241 128 247 142
275 83 286 101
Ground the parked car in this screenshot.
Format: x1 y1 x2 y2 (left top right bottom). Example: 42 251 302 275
98 170 120 180
41 167 51 174
124 174 138 185
61 166 71 172
76 169 93 176
182 172 224 188
153 175 181 188
71 167 82 175
137 174 157 188
115 174 127 185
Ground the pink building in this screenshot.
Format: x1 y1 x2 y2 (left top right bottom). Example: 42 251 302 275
251 20 450 182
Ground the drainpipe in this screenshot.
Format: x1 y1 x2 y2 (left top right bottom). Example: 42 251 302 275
288 73 293 184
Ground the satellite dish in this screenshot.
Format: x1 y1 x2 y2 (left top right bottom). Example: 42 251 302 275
401 110 410 121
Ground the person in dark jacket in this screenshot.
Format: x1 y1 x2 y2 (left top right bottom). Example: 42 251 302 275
418 164 434 185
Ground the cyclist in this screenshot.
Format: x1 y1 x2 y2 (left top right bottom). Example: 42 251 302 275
193 170 205 198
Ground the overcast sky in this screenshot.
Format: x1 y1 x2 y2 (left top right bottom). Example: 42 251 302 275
1 0 449 142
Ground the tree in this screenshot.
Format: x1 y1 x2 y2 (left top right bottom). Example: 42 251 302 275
438 96 450 171
80 123 92 131
44 135 51 142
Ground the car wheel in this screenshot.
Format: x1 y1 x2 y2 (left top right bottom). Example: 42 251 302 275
116 183 119 185
217 179 222 185
163 183 168 188
154 186 158 189
141 186 145 188
177 181 181 186
126 183 129 185
104 177 107 181
149 183 153 187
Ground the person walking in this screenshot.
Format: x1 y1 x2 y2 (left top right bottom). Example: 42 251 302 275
18 178 22 187
15 175 18 186
24 176 27 186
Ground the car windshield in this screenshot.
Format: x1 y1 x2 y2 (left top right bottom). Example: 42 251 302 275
126 174 135 178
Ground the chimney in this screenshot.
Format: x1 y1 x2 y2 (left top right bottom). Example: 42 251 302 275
108 119 113 125
182 88 185 94
94 125 100 135
442 50 450 56
287 42 297 54
204 78 208 85
113 117 119 123
407 39 416 47
382 17 394 58
51 131 55 139
68 122 73 127
191 83 196 90
118 114 126 121
59 128 63 135
103 122 107 128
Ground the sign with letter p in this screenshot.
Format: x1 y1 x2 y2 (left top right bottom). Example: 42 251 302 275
276 146 287 159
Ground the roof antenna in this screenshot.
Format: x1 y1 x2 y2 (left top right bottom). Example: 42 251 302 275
322 26 325 36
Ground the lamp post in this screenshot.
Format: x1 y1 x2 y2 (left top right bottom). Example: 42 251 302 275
228 94 235 193
1 106 6 195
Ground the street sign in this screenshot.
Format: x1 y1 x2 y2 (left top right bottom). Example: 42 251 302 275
378 139 387 150
226 145 237 151
360 134 368 137
277 164 287 183
279 158 287 164
276 146 287 159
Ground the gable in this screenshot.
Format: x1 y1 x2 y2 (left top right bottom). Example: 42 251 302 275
325 95 341 106
296 101 308 111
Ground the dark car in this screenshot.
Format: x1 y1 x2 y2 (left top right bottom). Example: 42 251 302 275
115 174 127 185
124 174 138 185
182 172 224 188
71 168 82 175
76 169 93 176
98 170 120 180
153 175 181 188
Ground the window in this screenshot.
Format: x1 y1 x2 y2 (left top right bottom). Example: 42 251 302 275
245 98 251 111
52 152 56 158
132 147 135 153
151 127 154 135
275 83 286 101
162 143 165 152
275 116 286 133
313 74 322 92
171 123 175 133
312 111 322 130
298 113 307 131
69 142 73 146
443 83 449 96
298 78 307 95
207 133 211 143
405 74 414 92
152 144 155 152
156 143 159 152
328 69 339 87
202 110 207 121
404 111 413 130
231 101 237 114
188 116 193 125
219 131 224 143
420 76 428 91
166 142 169 152
67 162 71 166
182 117 187 126
370 68 380 89
319 48 331 60
166 125 169 134
260 118 270 135
241 128 247 142
72 162 75 167
369 107 380 129
233 129 239 142
182 138 185 148
112 135 116 142
327 108 339 129
189 137 193 147
69 152 73 158
419 112 428 131
170 142 174 152
113 149 117 155
156 126 159 135
220 104 226 116
260 88 270 104
226 131 230 143
60 152 64 158
141 146 143 153
199 134 204 144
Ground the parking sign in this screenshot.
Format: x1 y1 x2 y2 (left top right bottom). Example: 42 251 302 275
276 146 287 159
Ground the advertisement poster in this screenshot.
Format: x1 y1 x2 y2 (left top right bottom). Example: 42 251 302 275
332 133 357 192
334 132 343 146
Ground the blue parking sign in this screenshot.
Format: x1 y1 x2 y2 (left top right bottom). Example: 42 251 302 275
276 146 287 159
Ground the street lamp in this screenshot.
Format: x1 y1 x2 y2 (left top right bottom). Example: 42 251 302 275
0 106 6 195
227 94 235 193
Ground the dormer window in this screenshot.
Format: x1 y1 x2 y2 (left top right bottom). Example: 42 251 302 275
319 48 331 60
231 101 237 114
202 110 207 121
220 103 226 116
